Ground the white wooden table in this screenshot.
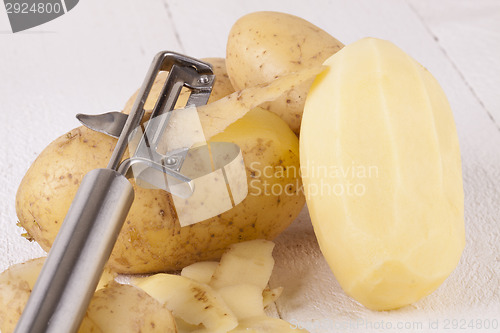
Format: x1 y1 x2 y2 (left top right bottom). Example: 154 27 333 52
1 1 499 332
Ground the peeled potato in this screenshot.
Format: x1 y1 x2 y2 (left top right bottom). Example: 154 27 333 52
226 11 343 134
135 240 297 333
300 38 465 310
123 57 235 114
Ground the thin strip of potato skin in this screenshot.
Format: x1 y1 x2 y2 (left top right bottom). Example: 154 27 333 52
197 66 324 139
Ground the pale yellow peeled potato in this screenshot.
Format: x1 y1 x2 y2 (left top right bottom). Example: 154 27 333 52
300 38 465 310
0 258 45 333
226 11 343 134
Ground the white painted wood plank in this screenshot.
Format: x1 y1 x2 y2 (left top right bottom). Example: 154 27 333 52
0 0 499 332
408 0 500 128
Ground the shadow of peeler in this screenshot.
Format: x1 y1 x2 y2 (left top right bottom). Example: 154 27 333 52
15 51 248 333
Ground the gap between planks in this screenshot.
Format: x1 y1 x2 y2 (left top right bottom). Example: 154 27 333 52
162 0 186 54
406 0 500 133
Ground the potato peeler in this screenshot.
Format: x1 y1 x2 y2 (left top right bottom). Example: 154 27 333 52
15 51 246 333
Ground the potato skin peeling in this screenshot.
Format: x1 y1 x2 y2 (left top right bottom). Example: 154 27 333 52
16 107 304 274
300 38 465 310
134 240 304 332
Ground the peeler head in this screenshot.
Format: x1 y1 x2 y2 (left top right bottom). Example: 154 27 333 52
101 51 215 171
78 51 249 225
115 52 217 198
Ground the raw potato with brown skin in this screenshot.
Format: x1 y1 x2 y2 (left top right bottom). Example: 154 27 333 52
0 258 119 333
226 11 343 134
16 103 305 273
15 66 321 274
0 258 45 333
122 57 235 115
300 38 465 310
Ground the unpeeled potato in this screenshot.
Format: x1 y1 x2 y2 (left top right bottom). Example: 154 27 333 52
16 65 322 274
16 105 304 273
226 11 343 134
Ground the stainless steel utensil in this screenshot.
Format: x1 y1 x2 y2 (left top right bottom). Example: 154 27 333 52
14 51 215 333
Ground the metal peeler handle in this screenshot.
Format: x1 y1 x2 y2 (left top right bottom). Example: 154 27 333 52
14 169 134 333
